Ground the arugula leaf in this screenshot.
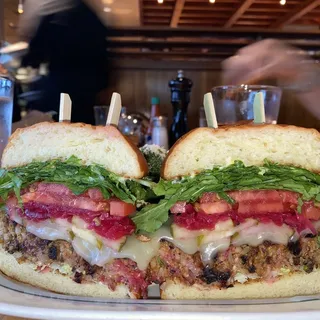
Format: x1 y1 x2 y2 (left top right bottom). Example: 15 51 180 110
133 161 320 233
0 157 151 204
132 200 169 233
140 145 167 182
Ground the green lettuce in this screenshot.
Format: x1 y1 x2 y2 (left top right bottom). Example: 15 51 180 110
132 161 320 233
0 156 153 204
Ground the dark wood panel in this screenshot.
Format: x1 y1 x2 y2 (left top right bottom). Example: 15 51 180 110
142 0 320 29
278 91 320 130
98 59 319 130
108 26 320 40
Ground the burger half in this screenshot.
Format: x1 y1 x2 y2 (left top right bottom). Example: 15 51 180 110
133 124 320 299
0 122 153 299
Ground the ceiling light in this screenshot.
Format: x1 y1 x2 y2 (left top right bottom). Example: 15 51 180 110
157 0 164 3
280 0 286 5
209 0 216 3
17 0 23 14
103 6 112 12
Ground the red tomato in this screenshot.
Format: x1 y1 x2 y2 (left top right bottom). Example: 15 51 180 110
278 191 298 205
302 202 320 220
199 192 220 203
199 202 232 214
170 201 187 214
238 201 285 215
228 190 281 203
110 200 136 217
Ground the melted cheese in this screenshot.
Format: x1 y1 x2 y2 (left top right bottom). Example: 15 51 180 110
72 237 118 267
200 238 230 265
26 219 72 241
118 226 198 270
232 223 293 246
14 215 297 271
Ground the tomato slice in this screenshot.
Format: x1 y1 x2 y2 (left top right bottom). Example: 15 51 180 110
238 201 285 215
199 192 220 203
110 200 136 217
199 202 232 214
302 202 320 220
170 201 187 214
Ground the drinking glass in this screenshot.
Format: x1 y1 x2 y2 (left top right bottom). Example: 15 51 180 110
94 106 109 125
0 76 14 156
94 106 142 146
211 85 282 125
199 107 207 127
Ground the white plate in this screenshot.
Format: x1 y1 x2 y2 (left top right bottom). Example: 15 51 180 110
1 272 320 320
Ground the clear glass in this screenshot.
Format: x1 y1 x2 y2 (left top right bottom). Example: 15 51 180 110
0 76 14 157
94 106 141 146
93 105 109 126
211 85 282 125
199 107 207 127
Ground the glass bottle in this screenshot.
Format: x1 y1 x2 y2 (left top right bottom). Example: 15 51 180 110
145 97 160 145
168 70 193 147
152 116 168 150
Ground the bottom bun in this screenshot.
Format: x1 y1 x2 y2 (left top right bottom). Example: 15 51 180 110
0 247 130 298
161 270 320 300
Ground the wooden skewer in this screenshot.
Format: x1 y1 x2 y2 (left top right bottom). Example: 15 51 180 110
106 92 122 126
203 92 218 129
59 93 72 123
253 92 266 124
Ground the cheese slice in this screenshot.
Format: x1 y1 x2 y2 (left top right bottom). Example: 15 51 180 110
13 215 301 271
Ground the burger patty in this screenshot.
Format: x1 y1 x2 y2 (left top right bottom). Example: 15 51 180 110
147 237 320 288
0 214 148 298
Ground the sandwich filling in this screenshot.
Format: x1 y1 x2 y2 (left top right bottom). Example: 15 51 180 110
134 161 320 288
0 156 153 298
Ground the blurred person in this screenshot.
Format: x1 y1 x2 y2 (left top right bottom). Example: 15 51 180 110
18 0 109 124
222 39 320 119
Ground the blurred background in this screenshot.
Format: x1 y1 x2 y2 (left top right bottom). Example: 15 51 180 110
0 0 319 147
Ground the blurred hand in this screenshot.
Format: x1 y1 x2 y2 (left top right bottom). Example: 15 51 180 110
222 39 320 119
0 64 8 75
222 39 311 87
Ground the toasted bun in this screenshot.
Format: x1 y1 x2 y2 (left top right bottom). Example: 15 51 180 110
0 246 133 298
162 124 320 179
1 122 148 179
161 270 320 299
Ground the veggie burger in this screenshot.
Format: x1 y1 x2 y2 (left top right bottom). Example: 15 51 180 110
133 124 320 299
0 122 152 299
1 122 320 300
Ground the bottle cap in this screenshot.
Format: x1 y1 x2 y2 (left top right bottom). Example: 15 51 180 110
177 70 184 78
151 97 160 105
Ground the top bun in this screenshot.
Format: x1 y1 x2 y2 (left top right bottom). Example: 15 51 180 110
162 124 320 180
1 122 148 179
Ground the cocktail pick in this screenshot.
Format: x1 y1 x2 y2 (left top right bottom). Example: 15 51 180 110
253 92 266 124
59 93 72 123
203 92 218 129
106 92 122 126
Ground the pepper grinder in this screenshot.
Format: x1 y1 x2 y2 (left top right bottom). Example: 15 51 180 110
168 70 193 147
